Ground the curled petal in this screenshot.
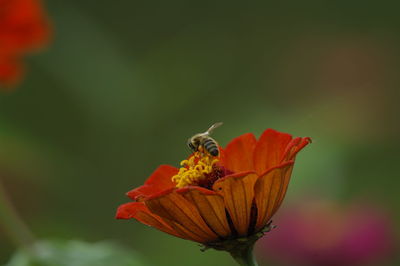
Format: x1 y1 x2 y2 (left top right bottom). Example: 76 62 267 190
282 136 312 161
115 202 181 238
253 129 292 175
127 165 178 200
145 190 219 243
222 133 257 173
213 172 259 236
178 186 231 238
254 162 294 232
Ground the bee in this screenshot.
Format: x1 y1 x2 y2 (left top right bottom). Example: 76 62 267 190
187 122 223 157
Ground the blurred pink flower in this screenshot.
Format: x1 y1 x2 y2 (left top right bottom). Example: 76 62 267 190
256 200 395 266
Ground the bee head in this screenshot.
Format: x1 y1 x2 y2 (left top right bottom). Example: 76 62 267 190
187 138 197 152
187 134 204 152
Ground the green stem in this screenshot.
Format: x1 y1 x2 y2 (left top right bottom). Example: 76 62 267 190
0 178 35 253
229 243 258 266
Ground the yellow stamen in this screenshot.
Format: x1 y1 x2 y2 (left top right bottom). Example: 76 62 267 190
172 151 219 188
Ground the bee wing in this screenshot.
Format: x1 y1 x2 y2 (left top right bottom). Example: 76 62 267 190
206 122 223 135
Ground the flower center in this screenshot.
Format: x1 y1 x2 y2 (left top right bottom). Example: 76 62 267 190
172 151 221 188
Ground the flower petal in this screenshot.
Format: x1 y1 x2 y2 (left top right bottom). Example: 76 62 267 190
168 221 214 243
273 165 294 215
144 190 219 243
127 165 178 200
253 129 293 175
213 172 259 236
222 133 257 173
254 162 294 232
116 202 208 242
115 202 182 238
177 186 232 239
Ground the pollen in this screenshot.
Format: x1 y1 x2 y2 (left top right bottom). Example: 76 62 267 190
172 152 219 188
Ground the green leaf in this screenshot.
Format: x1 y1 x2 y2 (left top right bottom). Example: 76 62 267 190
5 240 146 266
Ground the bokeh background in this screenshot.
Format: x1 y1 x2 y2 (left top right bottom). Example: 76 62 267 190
1 0 400 265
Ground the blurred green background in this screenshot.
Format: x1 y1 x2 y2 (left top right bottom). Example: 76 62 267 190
1 0 400 265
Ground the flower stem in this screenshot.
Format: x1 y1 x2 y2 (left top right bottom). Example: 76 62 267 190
0 178 35 253
229 243 258 266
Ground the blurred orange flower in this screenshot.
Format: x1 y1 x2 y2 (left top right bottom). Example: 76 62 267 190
117 129 310 248
0 0 51 89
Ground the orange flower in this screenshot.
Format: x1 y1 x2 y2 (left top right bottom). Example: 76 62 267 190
0 0 51 89
116 129 310 248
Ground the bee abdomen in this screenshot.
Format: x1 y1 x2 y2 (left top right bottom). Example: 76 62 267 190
204 138 219 156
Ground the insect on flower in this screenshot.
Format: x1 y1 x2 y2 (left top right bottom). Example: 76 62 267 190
116 124 311 263
187 122 223 156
